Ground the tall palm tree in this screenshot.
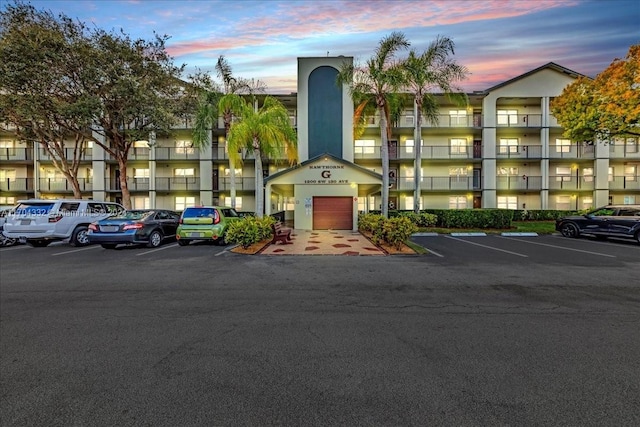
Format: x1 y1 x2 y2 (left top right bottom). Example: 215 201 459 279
403 36 469 213
227 96 297 217
338 31 409 218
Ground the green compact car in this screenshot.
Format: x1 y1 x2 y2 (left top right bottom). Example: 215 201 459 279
176 206 241 246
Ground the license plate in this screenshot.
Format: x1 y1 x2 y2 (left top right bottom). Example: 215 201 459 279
21 219 31 225
19 236 27 244
189 232 202 238
101 226 119 232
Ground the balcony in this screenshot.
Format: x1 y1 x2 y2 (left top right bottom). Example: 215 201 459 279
368 114 482 129
217 177 256 191
355 145 480 160
0 178 34 192
39 148 92 161
38 178 93 193
496 176 543 190
154 147 198 161
0 147 33 161
496 145 542 159
548 176 595 190
609 144 640 159
496 114 543 128
155 177 200 191
608 176 640 190
393 176 480 191
549 144 595 159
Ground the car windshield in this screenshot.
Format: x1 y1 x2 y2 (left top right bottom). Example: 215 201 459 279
110 210 152 220
14 202 55 216
588 207 616 217
183 208 217 219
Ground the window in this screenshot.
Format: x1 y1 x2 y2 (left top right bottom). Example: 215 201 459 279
175 140 194 154
132 140 149 148
43 169 65 179
0 196 16 205
131 196 150 209
626 137 638 153
223 196 242 210
449 167 468 176
174 168 195 177
175 196 196 211
405 139 414 154
0 140 15 154
450 138 467 154
498 167 519 175
624 165 637 181
583 167 593 182
449 196 467 209
499 138 519 154
404 115 415 126
497 196 517 209
623 195 636 204
449 110 467 126
497 110 518 126
556 196 571 210
224 168 242 176
355 139 375 155
134 168 149 178
582 197 593 210
556 166 572 182
609 166 614 182
0 169 16 180
556 139 572 153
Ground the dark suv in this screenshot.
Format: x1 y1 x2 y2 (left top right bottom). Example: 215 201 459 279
555 205 640 244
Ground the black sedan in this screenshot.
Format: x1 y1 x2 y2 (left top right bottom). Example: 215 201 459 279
87 209 180 249
555 204 640 244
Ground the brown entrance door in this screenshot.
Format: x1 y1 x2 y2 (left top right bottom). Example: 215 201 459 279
313 196 353 230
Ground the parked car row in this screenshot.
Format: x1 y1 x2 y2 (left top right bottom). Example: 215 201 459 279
555 204 640 244
1 199 244 249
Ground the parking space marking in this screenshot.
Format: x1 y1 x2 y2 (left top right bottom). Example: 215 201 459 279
549 235 640 250
136 243 179 256
51 245 102 256
499 236 617 258
411 241 444 257
445 236 528 257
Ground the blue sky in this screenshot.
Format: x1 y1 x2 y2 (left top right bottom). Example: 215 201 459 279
18 0 640 93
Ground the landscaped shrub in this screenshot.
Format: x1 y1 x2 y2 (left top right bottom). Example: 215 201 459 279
226 215 275 248
397 211 438 227
383 216 418 249
513 209 577 221
422 209 513 229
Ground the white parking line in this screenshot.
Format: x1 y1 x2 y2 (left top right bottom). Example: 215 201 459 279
136 243 179 256
410 241 444 257
51 245 102 256
499 236 617 257
445 235 528 257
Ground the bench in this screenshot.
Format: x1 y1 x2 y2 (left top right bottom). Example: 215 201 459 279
271 221 293 244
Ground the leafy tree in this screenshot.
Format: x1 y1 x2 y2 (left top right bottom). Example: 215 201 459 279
338 31 410 218
0 2 91 198
551 44 639 142
402 36 469 213
226 96 297 217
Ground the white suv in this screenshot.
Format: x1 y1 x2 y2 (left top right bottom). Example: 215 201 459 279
3 199 124 247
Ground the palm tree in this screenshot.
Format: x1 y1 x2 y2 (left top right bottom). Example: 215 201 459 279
338 31 409 218
227 96 297 217
403 36 469 213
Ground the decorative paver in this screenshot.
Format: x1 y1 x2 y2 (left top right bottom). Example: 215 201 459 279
260 229 386 256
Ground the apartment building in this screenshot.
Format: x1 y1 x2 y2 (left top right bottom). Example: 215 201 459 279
1 58 638 230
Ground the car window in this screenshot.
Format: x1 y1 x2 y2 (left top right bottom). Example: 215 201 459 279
222 208 239 218
87 203 106 214
183 208 218 220
14 202 55 215
156 211 170 220
590 207 616 217
59 202 80 213
618 209 640 217
105 203 123 214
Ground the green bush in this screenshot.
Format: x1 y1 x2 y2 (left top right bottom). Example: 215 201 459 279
383 216 418 249
422 209 513 229
226 215 275 248
513 209 577 221
397 211 438 227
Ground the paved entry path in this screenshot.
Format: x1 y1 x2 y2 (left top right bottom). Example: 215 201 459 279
260 229 385 256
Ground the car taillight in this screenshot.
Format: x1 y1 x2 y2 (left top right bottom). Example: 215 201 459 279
214 215 220 225
123 222 144 230
179 218 183 224
88 223 98 231
48 214 63 223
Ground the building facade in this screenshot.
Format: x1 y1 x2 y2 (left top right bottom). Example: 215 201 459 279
1 58 639 230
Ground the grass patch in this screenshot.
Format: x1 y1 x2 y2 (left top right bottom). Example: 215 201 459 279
418 221 556 235
405 240 429 254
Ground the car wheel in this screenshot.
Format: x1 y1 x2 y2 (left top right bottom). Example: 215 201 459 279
29 239 50 247
147 230 163 248
70 225 90 246
177 239 189 246
635 231 640 245
560 222 580 238
217 231 228 246
101 244 117 249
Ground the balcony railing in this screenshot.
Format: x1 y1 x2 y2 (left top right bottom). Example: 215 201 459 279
496 114 543 128
39 148 93 161
0 178 34 192
549 144 594 159
0 147 33 161
496 145 543 159
38 178 93 192
608 176 640 190
369 114 483 128
355 145 481 160
218 177 256 191
154 147 201 161
393 176 481 191
548 176 595 190
496 176 543 190
609 144 640 159
155 177 200 191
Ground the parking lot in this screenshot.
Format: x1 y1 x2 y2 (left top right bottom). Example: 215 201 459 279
1 235 639 426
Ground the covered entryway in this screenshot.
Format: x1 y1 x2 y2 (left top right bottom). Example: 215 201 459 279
313 196 353 230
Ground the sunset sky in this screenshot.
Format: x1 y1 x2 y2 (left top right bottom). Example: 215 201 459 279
22 0 640 93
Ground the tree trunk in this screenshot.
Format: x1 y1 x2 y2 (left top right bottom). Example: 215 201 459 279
229 156 237 209
413 99 422 214
65 172 83 199
118 157 131 209
379 107 390 218
253 140 263 217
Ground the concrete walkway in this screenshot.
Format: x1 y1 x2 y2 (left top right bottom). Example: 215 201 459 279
260 229 385 256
